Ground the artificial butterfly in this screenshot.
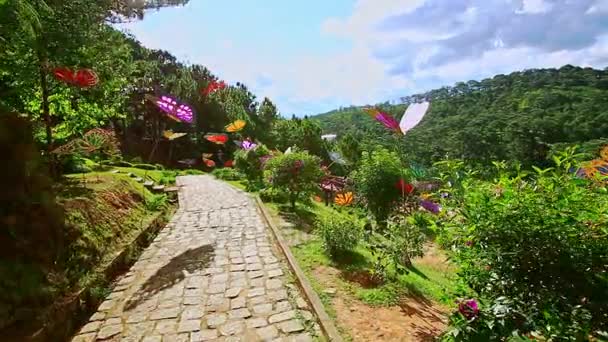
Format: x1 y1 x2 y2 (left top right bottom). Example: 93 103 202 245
600 145 608 161
162 130 187 140
202 80 226 96
224 160 234 168
145 94 194 123
335 192 354 206
53 67 99 88
329 151 347 165
225 120 246 133
400 102 430 135
364 107 401 134
205 134 228 145
284 147 293 155
202 153 215 168
238 139 257 150
395 179 415 195
420 199 441 214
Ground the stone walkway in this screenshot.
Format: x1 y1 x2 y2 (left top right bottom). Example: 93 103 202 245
72 175 317 342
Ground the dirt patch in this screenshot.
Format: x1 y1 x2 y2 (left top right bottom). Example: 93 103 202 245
342 270 384 289
313 266 448 342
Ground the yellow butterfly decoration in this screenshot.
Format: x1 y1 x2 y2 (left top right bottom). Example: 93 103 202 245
334 192 354 206
163 130 187 140
225 119 246 133
600 145 608 161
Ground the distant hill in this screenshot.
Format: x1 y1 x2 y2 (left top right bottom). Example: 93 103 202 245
311 65 608 166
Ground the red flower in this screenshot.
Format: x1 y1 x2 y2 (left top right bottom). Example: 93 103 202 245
395 179 414 195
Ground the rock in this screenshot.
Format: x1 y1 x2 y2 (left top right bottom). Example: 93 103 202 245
277 320 305 333
144 180 154 187
323 288 337 296
134 177 144 182
152 185 165 192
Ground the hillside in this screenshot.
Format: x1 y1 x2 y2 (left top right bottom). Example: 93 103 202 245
312 65 608 166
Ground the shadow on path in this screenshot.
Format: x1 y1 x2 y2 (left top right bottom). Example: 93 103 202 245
125 244 215 311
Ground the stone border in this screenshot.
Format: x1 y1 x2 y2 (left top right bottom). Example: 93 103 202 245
253 195 343 342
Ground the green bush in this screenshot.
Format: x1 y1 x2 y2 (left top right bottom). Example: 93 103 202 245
351 148 403 225
264 150 323 209
212 168 244 181
316 212 362 257
144 194 167 211
259 187 289 204
234 144 271 190
181 169 205 175
439 149 608 340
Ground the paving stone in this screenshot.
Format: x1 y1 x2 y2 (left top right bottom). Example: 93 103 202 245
230 264 245 271
206 283 227 294
230 296 246 309
277 320 305 333
150 307 181 320
89 312 106 321
275 301 291 313
183 296 204 305
219 321 245 336
225 287 242 298
253 303 273 315
155 320 177 334
250 278 265 287
246 317 268 328
267 268 283 278
300 310 314 322
191 329 218 341
247 263 263 271
79 321 102 334
96 324 122 339
266 279 283 290
295 297 308 309
267 290 288 301
182 307 205 320
178 319 201 333
249 295 269 305
228 308 252 319
126 311 148 323
205 313 227 328
231 277 248 287
256 325 279 340
269 310 296 324
72 333 96 342
247 287 265 297
142 336 162 342
211 273 229 284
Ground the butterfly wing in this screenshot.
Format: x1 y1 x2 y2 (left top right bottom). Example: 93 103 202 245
175 103 193 123
224 160 234 168
284 147 292 155
74 69 99 87
53 67 75 84
163 130 173 139
363 107 380 119
226 120 246 133
376 111 401 133
335 192 353 206
400 102 430 134
329 151 347 165
205 134 228 144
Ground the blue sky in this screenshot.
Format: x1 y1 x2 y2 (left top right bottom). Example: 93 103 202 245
120 0 608 117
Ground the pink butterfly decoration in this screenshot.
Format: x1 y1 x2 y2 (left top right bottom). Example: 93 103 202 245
241 139 257 150
364 107 402 134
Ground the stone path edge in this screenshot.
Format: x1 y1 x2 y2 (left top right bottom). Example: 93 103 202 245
252 195 344 342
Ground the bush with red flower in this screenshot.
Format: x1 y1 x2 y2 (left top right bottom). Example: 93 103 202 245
264 150 323 209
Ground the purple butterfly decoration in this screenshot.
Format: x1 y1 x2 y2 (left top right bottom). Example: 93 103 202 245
153 95 194 123
241 140 257 150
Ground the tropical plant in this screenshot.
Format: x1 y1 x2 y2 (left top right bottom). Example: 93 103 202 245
233 144 270 190
316 212 363 257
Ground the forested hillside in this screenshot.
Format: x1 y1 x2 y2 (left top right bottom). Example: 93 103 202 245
313 65 608 166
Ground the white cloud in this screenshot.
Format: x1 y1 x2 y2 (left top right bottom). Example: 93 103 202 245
517 0 554 14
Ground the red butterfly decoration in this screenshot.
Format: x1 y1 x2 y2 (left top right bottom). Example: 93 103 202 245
205 134 229 145
202 80 226 96
395 179 414 195
53 67 99 88
224 160 234 168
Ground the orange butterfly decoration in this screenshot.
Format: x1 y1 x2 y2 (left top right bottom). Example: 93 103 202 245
334 192 354 206
225 120 246 133
313 195 323 203
202 153 215 168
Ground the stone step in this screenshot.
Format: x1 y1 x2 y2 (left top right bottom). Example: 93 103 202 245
144 181 154 188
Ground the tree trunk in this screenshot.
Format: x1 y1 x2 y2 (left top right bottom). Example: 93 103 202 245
38 57 52 150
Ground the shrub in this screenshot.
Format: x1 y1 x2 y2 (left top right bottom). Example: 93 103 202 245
264 150 323 209
316 212 362 257
259 187 289 204
439 149 608 340
351 148 403 225
212 168 243 181
144 194 167 211
234 144 271 190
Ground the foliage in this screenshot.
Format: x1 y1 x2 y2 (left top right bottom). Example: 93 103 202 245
144 194 167 211
259 187 289 204
264 150 323 209
313 66 608 167
316 212 363 257
233 144 270 190
351 148 403 225
438 149 608 340
211 168 243 181
271 118 327 157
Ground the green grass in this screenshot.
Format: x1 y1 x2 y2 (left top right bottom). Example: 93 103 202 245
227 180 247 191
286 202 458 308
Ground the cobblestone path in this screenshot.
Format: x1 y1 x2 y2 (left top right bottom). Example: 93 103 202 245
72 175 317 342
